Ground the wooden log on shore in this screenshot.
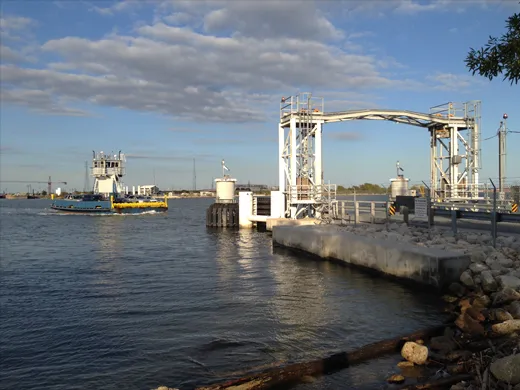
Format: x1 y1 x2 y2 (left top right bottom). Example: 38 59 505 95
394 374 472 389
195 325 445 390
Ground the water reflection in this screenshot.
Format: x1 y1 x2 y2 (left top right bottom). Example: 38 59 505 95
268 251 332 355
213 229 269 305
235 230 256 278
213 228 240 286
89 218 124 292
2 199 447 390
94 217 123 255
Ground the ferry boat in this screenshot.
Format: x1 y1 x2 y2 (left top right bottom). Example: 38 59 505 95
50 151 168 214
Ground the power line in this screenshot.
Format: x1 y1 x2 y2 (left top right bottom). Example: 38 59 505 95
483 126 520 141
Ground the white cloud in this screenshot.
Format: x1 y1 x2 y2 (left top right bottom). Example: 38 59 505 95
317 0 518 18
394 0 449 14
427 72 485 91
90 0 142 16
203 1 344 41
0 45 24 63
0 14 37 44
0 15 34 30
0 88 89 116
0 1 486 122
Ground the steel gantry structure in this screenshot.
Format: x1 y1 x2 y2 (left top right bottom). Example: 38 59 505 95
279 92 482 219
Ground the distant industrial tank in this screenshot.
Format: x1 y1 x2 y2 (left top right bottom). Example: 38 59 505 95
389 161 410 199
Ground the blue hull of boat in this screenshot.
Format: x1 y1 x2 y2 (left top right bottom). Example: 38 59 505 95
50 199 165 214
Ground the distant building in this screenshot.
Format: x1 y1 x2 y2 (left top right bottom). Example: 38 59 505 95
138 185 159 195
236 183 269 192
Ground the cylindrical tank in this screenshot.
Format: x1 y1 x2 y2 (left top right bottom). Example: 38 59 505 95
215 177 236 203
390 177 409 198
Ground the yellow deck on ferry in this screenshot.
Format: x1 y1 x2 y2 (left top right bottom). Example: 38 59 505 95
111 196 168 210
112 201 168 209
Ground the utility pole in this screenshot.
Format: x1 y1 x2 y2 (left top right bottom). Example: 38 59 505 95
193 158 196 191
498 113 507 201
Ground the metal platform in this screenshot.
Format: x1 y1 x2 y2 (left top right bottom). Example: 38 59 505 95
280 108 468 128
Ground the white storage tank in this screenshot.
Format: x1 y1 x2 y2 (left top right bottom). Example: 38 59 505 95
215 177 236 203
390 176 410 198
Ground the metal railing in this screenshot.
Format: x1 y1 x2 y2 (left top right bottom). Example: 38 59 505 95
436 183 519 203
431 182 483 202
288 184 337 203
408 180 519 204
429 101 466 119
331 200 390 224
280 92 325 119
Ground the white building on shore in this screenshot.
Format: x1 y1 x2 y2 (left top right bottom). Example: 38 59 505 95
137 185 159 196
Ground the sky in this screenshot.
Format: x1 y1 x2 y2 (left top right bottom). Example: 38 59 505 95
1 0 519 193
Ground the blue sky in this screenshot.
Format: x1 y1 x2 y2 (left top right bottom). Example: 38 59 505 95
1 0 519 193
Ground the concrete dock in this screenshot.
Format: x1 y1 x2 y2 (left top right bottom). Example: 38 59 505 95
272 225 471 291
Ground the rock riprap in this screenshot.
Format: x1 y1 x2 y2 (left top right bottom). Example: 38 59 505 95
338 222 520 389
337 222 520 297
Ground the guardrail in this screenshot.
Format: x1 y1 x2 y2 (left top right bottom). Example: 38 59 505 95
433 208 520 223
288 184 337 203
332 200 390 224
329 199 520 225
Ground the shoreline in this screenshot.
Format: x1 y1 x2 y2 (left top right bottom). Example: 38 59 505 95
156 221 520 389
0 195 216 200
268 222 520 389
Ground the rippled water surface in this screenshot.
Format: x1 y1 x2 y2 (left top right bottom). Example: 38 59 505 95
1 198 446 390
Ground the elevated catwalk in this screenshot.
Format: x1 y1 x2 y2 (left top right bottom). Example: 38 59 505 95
279 93 481 219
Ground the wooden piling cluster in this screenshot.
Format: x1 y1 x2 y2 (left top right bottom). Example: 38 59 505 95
206 203 239 227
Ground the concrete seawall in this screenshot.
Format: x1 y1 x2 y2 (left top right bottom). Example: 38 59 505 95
272 225 471 291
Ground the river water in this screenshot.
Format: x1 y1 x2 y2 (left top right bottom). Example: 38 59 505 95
0 198 446 390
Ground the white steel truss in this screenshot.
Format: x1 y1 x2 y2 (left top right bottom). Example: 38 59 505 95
429 101 482 202
278 94 482 218
279 93 337 219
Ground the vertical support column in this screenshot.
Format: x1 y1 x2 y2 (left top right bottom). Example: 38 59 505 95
430 129 437 201
290 117 297 218
498 120 506 201
238 191 253 228
473 122 480 199
450 126 459 199
314 121 322 186
270 191 284 218
278 124 286 195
